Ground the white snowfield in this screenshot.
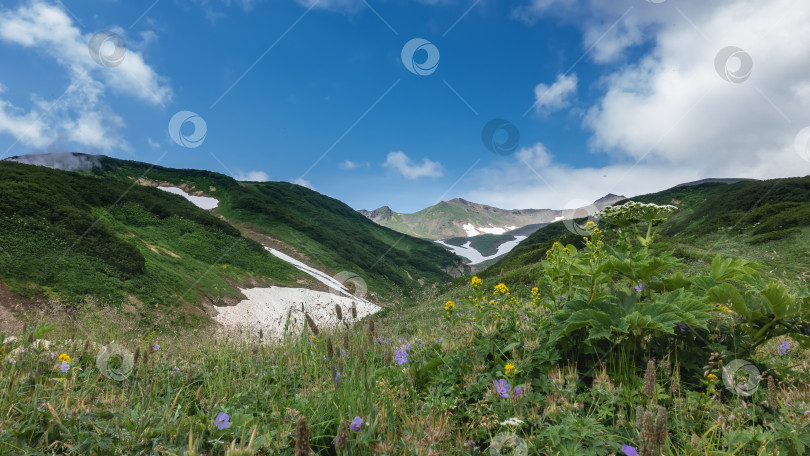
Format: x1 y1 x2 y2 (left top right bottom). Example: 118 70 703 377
157 186 219 210
436 235 528 265
461 223 517 236
213 246 380 339
214 287 380 341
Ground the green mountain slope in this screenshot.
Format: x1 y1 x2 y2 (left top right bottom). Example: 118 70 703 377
94 155 463 295
0 160 306 328
483 176 810 280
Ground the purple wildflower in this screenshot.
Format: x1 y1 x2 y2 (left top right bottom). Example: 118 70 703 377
49 352 55 360
494 379 510 398
778 340 790 355
350 416 362 432
60 361 69 373
173 366 180 373
335 371 340 384
214 412 230 430
622 445 638 456
153 344 160 352
340 349 346 357
677 323 687 332
394 346 409 365
634 283 643 293
514 386 523 398
38 403 46 410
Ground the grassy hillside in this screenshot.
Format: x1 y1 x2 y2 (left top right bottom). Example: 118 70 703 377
483 176 810 284
90 155 462 299
0 161 306 329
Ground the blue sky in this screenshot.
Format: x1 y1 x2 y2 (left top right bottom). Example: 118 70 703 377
1 0 809 213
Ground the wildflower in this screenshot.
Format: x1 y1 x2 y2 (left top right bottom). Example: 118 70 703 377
778 340 790 355
394 346 409 365
58 353 70 363
563 247 570 253
494 283 509 295
173 366 180 373
444 301 455 312
214 412 230 430
60 361 70 373
677 323 687 332
49 352 55 360
499 417 524 427
635 283 643 293
494 379 510 398
531 287 538 295
621 445 638 456
504 363 516 377
335 371 340 384
707 373 718 383
152 344 160 352
335 419 348 450
471 276 482 287
514 386 523 398
8 359 15 365
350 416 363 432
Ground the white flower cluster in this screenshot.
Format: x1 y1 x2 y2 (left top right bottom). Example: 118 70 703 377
499 417 525 427
596 201 678 227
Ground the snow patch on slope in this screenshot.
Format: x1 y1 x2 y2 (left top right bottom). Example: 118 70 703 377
461 223 518 237
214 287 380 341
157 186 219 210
436 236 527 265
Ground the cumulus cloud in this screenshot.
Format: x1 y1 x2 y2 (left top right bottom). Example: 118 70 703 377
383 151 443 179
0 1 172 153
533 73 577 114
235 170 270 181
293 177 315 189
475 0 810 210
7 152 101 172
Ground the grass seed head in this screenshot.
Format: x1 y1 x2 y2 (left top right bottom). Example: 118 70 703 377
295 416 312 456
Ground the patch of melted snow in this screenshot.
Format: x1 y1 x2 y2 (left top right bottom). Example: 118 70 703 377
436 235 527 265
157 186 219 210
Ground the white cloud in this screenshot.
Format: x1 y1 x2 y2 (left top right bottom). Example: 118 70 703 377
293 0 364 13
294 177 315 189
382 151 443 179
533 73 577 114
235 170 270 181
0 1 172 153
340 159 370 170
478 0 810 210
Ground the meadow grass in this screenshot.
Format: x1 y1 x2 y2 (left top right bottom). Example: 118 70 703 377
2 203 810 455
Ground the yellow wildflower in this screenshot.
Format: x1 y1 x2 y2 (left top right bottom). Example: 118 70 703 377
531 287 538 295
471 276 482 287
58 353 70 363
489 300 495 305
563 247 569 253
444 301 455 312
494 283 509 295
505 363 516 376
707 374 718 383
